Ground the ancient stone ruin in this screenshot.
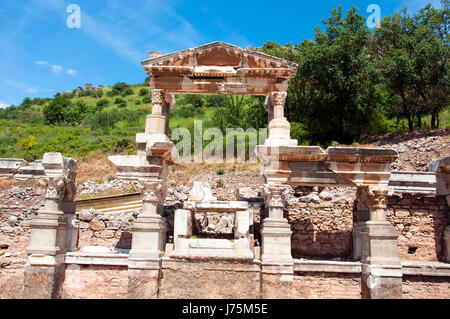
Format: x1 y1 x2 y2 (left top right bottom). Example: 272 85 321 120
10 42 450 299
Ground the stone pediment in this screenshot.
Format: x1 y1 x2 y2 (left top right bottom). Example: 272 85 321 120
141 42 298 95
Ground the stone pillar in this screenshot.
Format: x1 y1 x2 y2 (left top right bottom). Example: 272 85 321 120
260 184 294 298
264 92 297 147
357 186 402 299
145 89 169 138
23 153 77 299
128 180 167 299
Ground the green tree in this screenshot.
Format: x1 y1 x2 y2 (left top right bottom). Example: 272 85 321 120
43 95 70 124
63 101 87 125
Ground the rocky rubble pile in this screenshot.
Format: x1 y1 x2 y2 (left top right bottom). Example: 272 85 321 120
369 129 449 171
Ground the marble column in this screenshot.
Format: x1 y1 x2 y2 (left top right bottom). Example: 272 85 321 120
145 89 170 139
260 184 294 299
264 92 297 147
357 186 402 299
22 153 77 299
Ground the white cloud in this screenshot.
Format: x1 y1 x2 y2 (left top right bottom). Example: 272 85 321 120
67 68 77 76
24 88 39 93
0 101 10 109
51 65 63 74
35 60 48 65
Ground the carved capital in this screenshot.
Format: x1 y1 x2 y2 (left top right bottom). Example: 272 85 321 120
40 176 66 201
358 186 394 210
270 92 287 119
262 184 290 208
140 181 165 203
152 89 165 105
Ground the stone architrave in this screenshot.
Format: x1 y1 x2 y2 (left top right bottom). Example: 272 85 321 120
22 153 77 299
357 185 403 299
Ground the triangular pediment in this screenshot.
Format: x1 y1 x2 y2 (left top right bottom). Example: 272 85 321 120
142 41 297 71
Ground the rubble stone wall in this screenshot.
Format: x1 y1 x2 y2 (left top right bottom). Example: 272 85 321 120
387 195 449 262
286 187 355 259
285 187 449 261
402 275 450 299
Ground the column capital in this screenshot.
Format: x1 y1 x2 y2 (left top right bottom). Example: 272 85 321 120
262 184 290 209
140 181 165 203
359 186 394 209
151 89 166 104
39 176 67 201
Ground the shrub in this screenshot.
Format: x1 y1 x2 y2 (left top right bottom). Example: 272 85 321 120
63 101 87 125
96 99 109 111
139 88 150 96
142 96 152 104
121 87 134 97
43 95 70 124
216 168 225 175
112 82 129 95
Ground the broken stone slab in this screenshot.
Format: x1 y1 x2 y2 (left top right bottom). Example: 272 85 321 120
236 187 262 202
183 201 249 212
108 155 163 180
14 160 45 181
0 158 27 179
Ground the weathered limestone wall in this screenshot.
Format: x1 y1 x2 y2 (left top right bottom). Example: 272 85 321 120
402 275 450 299
293 272 361 299
62 265 128 299
387 195 449 262
158 259 261 299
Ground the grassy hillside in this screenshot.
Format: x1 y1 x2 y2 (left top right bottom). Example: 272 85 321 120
1 82 448 162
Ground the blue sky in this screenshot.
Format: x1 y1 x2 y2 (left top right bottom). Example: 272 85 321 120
0 0 443 107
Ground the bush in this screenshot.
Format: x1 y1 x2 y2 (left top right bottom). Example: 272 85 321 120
96 99 109 111
142 96 152 104
171 104 204 118
121 87 134 97
112 82 129 95
63 101 87 125
139 88 150 96
43 96 70 124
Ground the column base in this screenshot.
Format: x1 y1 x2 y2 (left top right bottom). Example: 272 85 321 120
361 221 401 266
129 215 166 260
260 217 293 264
265 118 297 147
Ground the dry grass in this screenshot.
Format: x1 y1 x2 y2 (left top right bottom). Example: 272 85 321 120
74 150 117 184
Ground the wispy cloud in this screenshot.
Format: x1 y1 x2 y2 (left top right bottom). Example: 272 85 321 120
67 68 77 76
3 78 39 94
51 65 63 74
35 60 48 65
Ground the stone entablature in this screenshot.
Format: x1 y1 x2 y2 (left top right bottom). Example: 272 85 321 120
142 41 298 96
